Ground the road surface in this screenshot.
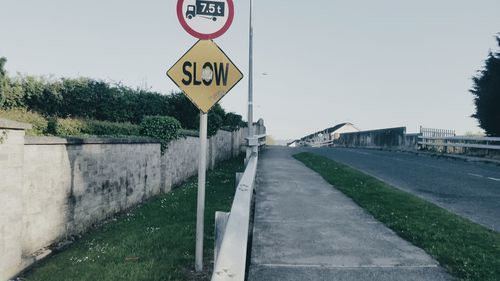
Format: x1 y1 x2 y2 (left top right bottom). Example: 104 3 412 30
309 147 500 232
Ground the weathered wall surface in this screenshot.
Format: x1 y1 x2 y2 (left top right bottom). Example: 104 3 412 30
0 119 30 281
339 127 407 149
0 121 265 281
161 136 200 191
404 133 420 151
22 139 161 255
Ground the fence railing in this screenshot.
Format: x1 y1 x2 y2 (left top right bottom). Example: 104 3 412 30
211 153 258 281
420 127 456 138
418 135 500 152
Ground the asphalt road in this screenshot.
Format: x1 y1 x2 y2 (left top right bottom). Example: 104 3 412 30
308 147 500 232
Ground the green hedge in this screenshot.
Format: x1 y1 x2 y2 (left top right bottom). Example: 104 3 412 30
140 116 182 153
1 56 246 135
47 118 141 137
0 109 48 136
85 120 141 136
0 109 184 150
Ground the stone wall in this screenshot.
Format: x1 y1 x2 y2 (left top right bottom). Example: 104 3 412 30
0 121 265 281
21 138 161 255
0 119 31 281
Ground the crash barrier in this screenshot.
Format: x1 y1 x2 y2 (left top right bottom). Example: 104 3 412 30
211 154 258 281
337 127 406 149
310 140 335 147
246 134 266 149
418 135 500 155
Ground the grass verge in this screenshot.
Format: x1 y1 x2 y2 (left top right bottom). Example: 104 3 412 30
21 156 244 281
293 152 500 281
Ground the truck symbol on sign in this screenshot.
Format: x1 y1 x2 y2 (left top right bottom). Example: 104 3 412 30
186 0 225 21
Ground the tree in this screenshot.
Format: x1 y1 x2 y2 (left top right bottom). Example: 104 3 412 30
166 92 199 129
0 57 7 107
471 36 500 136
0 57 6 77
0 58 25 109
166 92 227 136
223 112 246 131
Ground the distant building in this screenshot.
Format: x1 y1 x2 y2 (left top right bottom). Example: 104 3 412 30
290 123 360 147
287 139 300 147
327 123 360 140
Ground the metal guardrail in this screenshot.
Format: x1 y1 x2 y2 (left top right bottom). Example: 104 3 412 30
310 140 335 147
418 135 500 150
246 134 266 148
211 154 258 281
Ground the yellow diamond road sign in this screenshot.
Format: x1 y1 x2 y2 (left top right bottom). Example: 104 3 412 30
167 40 243 113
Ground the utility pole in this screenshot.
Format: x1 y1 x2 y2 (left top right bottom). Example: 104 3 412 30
246 0 254 159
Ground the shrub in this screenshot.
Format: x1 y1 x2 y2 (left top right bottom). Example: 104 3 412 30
0 109 48 136
86 120 141 136
47 117 141 137
1 78 26 109
166 92 199 129
0 58 241 132
47 117 88 136
208 111 223 137
21 76 62 116
140 116 182 153
223 112 246 131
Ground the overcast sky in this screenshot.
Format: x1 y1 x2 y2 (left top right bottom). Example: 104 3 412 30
1 0 499 139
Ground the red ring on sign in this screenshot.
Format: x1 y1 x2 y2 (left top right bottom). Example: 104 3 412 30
176 0 234 40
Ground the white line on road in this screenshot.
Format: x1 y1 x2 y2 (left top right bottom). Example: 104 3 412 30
467 173 500 182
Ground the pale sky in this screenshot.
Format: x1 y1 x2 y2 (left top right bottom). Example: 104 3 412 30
1 0 499 139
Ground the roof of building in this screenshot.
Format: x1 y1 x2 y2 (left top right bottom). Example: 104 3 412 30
300 122 354 141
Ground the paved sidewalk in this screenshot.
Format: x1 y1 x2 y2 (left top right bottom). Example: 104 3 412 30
247 147 453 281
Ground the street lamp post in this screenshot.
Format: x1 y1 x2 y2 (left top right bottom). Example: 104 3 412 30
247 0 254 159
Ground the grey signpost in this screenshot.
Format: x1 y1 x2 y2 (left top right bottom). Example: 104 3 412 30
196 112 207 271
170 0 238 272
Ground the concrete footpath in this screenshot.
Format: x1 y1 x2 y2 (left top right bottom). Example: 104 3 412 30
247 147 453 281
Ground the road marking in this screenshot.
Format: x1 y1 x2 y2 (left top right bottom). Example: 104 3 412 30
467 173 500 182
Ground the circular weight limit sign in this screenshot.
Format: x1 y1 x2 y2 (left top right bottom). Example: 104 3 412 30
177 0 234 39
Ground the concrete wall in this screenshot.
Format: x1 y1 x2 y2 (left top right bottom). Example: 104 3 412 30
0 120 265 281
404 133 420 151
338 127 407 149
0 119 31 281
22 139 162 255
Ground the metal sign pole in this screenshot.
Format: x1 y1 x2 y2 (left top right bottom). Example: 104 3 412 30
171 0 241 273
195 111 208 272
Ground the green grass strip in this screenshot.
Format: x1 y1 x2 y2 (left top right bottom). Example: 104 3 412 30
22 156 244 281
293 152 500 281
